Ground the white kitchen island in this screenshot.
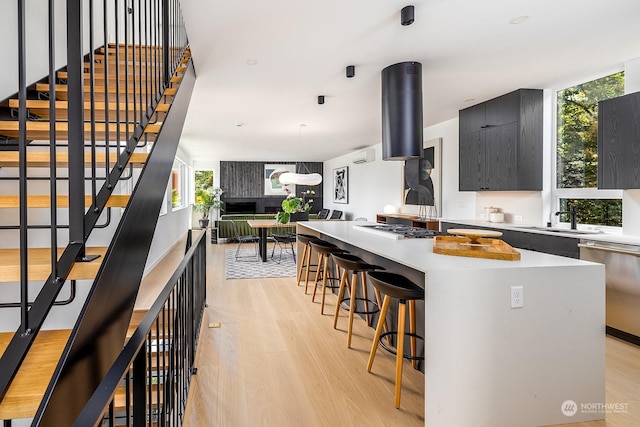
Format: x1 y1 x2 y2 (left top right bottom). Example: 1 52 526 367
298 220 606 427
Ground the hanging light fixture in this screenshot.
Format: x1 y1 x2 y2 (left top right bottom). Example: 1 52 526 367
278 124 323 186
278 169 323 186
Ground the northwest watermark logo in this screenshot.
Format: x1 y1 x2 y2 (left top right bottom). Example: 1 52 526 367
562 400 628 416
561 400 578 416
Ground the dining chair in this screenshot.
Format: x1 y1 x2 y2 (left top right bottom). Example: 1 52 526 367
270 233 297 264
329 210 343 220
317 208 330 219
229 220 259 261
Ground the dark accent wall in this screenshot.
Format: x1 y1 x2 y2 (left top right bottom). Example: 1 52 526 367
220 161 323 213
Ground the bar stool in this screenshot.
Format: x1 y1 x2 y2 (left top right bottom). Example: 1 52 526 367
366 271 425 408
296 234 322 291
330 253 387 348
309 240 347 314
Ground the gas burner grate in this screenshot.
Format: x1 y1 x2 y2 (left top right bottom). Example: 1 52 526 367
360 224 446 238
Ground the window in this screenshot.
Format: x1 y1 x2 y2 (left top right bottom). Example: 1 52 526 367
194 170 214 202
554 72 624 227
171 158 188 210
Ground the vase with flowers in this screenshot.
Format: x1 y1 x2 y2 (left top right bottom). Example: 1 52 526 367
275 189 315 224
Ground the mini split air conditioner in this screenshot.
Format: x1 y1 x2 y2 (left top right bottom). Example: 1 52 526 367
352 149 375 164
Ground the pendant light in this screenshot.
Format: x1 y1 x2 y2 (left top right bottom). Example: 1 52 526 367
278 124 323 186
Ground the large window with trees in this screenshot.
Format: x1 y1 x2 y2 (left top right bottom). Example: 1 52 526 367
555 72 625 227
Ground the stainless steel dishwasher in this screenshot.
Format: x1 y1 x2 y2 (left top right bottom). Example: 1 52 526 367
579 240 640 344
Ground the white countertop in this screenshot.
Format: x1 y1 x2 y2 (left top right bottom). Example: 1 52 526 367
299 220 595 272
441 218 640 246
299 220 606 426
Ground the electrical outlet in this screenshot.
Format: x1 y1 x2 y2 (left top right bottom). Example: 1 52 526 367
511 286 524 308
514 215 523 223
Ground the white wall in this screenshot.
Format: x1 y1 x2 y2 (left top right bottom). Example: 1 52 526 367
322 118 475 222
144 146 194 274
0 0 106 101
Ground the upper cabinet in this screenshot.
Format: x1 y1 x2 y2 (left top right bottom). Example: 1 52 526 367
598 91 640 189
459 89 543 191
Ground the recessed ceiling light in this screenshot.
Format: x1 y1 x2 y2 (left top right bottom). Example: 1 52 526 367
235 122 245 127
510 15 529 25
246 59 257 65
464 98 475 103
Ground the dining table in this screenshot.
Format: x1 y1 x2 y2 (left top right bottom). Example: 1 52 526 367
246 219 297 262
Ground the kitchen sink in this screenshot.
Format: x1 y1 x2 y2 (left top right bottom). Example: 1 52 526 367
517 226 603 235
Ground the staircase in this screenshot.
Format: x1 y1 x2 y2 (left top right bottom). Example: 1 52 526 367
0 0 196 423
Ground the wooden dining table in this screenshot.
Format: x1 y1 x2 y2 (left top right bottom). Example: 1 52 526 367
246 219 297 262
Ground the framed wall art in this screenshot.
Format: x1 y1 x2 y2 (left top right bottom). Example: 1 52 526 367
333 166 348 204
402 138 442 217
264 164 296 195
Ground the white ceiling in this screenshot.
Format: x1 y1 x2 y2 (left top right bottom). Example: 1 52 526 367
178 0 640 162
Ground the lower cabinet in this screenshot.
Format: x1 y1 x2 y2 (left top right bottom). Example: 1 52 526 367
376 214 439 230
440 222 580 259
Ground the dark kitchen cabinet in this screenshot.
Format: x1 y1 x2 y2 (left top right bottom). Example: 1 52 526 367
598 91 640 189
459 89 543 191
527 233 579 259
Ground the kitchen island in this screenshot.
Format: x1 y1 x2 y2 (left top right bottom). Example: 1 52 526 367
298 220 605 427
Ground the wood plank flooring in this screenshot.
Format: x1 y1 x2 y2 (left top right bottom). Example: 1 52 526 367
182 241 424 426
139 238 640 426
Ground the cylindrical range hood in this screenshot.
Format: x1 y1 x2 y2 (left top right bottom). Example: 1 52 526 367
381 61 423 160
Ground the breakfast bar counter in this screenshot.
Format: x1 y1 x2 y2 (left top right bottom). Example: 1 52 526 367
298 220 606 427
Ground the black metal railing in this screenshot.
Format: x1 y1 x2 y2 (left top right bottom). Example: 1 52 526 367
0 0 191 423
73 229 206 427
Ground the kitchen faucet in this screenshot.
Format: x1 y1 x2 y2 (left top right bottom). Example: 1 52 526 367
555 204 578 230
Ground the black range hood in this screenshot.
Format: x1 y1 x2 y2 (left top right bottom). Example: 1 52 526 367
381 61 423 160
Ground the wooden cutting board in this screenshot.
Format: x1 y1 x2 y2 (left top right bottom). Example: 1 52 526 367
433 234 521 261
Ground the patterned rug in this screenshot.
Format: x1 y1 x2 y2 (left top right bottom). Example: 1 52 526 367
225 247 297 279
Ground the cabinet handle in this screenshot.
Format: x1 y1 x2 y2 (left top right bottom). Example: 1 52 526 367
480 125 493 129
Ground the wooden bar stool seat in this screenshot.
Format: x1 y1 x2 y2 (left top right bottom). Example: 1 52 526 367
296 234 322 291
309 240 347 314
330 253 386 348
366 271 425 408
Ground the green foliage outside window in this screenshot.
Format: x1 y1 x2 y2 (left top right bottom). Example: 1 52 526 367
556 72 624 227
194 170 213 192
559 198 622 227
556 72 624 188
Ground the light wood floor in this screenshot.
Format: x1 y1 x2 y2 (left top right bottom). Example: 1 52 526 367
144 239 640 426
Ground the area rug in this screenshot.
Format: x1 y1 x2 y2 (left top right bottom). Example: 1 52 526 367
225 248 296 279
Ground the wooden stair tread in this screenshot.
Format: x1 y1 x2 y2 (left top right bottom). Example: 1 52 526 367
0 194 131 208
0 121 160 140
113 387 161 412
35 83 155 96
0 329 71 420
0 151 148 168
8 99 170 113
0 247 107 282
56 71 182 85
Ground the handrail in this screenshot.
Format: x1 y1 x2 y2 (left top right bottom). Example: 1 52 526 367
73 230 207 426
35 47 195 426
0 0 190 417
